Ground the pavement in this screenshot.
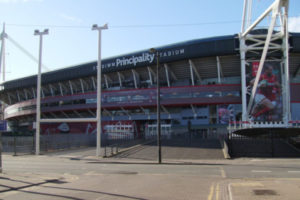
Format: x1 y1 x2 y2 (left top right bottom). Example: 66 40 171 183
1 144 300 200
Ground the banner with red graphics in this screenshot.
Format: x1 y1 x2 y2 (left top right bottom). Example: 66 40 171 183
38 121 141 138
247 62 283 122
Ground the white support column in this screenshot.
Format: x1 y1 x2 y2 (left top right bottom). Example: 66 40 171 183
23 89 28 100
104 74 109 89
241 0 248 33
90 76 95 90
32 87 36 98
140 106 150 118
103 109 112 117
41 87 45 98
16 90 20 102
49 84 54 96
216 56 222 84
189 60 201 84
87 109 96 117
69 80 73 95
80 79 85 93
247 2 280 114
164 64 170 87
189 60 195 86
49 112 57 118
191 104 197 118
59 83 63 96
147 66 154 85
61 111 69 118
161 105 171 119
242 0 277 37
7 93 11 105
246 0 253 28
282 1 291 125
121 107 131 119
117 72 123 87
239 37 248 123
74 110 83 118
132 69 138 89
0 23 7 82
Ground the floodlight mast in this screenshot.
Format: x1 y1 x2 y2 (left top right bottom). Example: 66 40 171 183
92 24 108 157
34 29 49 155
238 0 290 129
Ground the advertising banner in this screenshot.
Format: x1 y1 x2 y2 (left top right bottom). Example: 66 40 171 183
218 104 241 124
248 62 282 122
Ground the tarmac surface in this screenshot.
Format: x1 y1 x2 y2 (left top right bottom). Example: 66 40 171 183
1 142 300 200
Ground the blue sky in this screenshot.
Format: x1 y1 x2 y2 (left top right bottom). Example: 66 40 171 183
0 0 299 81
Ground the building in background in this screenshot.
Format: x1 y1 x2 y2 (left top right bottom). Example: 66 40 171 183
0 31 300 138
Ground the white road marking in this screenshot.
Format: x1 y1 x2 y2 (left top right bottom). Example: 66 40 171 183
288 171 300 173
251 170 271 173
228 183 233 200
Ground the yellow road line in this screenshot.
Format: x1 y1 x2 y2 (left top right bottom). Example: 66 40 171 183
207 183 215 200
219 167 226 178
216 183 220 200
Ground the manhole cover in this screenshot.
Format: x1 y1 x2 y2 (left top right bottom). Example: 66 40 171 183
253 189 277 196
46 179 68 184
114 171 138 175
70 157 80 161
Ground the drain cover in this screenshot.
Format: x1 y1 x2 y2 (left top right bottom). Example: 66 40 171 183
114 171 138 175
46 179 68 184
253 189 277 196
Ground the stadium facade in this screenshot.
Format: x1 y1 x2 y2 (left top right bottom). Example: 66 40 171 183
1 31 300 137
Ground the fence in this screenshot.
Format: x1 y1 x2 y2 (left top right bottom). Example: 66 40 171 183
226 133 300 158
1 134 96 155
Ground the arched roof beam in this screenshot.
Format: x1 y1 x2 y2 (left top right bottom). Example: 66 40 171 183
104 74 112 89
216 56 223 84
147 66 155 84
131 69 138 89
189 59 201 84
164 64 171 87
117 72 124 87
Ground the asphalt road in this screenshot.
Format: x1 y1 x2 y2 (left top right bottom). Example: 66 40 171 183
1 147 300 200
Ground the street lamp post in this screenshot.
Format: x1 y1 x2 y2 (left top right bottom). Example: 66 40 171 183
34 29 48 155
92 24 108 157
150 48 161 164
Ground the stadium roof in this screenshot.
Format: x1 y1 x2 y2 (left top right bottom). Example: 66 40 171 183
1 32 300 92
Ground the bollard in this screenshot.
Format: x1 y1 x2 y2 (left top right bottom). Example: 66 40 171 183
13 136 17 156
104 143 107 158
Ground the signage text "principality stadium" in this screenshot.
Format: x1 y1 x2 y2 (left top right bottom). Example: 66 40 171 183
116 53 155 67
99 48 185 71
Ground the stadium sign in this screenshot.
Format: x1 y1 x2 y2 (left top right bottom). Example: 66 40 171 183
100 48 185 71
116 53 155 67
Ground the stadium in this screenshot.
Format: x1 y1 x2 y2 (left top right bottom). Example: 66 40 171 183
1 31 300 137
1 0 300 157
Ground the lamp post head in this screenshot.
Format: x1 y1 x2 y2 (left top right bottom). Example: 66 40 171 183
92 24 98 30
34 30 40 35
34 29 49 36
44 29 49 35
92 23 108 31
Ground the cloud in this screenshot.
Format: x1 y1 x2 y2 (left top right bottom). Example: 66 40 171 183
59 13 83 24
289 16 300 32
0 0 43 3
